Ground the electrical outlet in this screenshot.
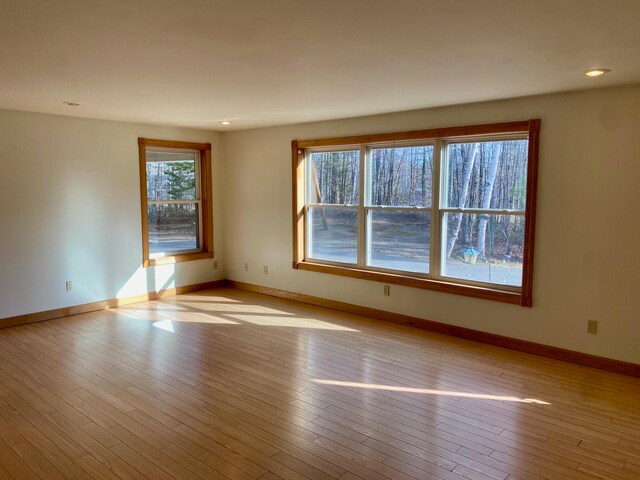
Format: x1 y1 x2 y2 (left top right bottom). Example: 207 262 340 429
263 265 269 275
383 285 390 296
244 263 249 272
66 281 73 292
587 320 598 334
213 260 218 269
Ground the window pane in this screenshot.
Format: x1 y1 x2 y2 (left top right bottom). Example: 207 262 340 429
309 207 357 264
442 213 524 287
148 203 200 257
309 151 360 204
368 210 430 274
445 140 528 210
370 146 433 207
146 150 197 201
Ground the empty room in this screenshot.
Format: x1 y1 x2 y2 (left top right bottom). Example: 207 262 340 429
1 1 639 479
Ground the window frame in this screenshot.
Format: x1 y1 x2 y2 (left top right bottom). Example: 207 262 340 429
138 138 214 267
292 120 540 307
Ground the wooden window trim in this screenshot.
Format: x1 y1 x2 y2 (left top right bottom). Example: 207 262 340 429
292 119 540 307
138 138 214 268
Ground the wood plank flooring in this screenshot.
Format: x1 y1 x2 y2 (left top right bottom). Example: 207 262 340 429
0 287 639 480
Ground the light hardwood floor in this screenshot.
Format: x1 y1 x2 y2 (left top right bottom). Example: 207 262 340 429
0 287 639 480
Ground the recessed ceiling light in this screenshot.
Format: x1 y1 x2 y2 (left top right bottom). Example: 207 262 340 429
585 68 611 77
220 121 231 125
62 101 81 106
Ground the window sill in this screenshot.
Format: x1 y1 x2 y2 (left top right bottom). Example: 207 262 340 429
294 261 526 306
144 251 214 268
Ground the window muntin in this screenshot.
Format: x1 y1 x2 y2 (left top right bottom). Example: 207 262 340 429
294 121 539 305
138 138 213 267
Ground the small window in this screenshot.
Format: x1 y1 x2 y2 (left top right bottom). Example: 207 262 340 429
292 120 540 306
138 138 213 267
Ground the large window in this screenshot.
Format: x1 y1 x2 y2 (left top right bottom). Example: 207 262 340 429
138 138 214 267
292 120 540 306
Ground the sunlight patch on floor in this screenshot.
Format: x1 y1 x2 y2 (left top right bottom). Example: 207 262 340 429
225 314 359 331
312 379 550 404
180 295 243 303
147 314 239 327
126 303 187 311
176 301 296 314
152 320 175 332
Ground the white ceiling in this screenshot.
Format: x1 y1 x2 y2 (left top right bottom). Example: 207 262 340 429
1 0 639 130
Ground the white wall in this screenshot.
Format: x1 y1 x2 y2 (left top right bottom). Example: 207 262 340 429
0 110 224 318
222 85 640 364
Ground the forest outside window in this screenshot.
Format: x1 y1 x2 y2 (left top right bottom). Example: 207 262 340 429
138 138 214 267
292 120 540 306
